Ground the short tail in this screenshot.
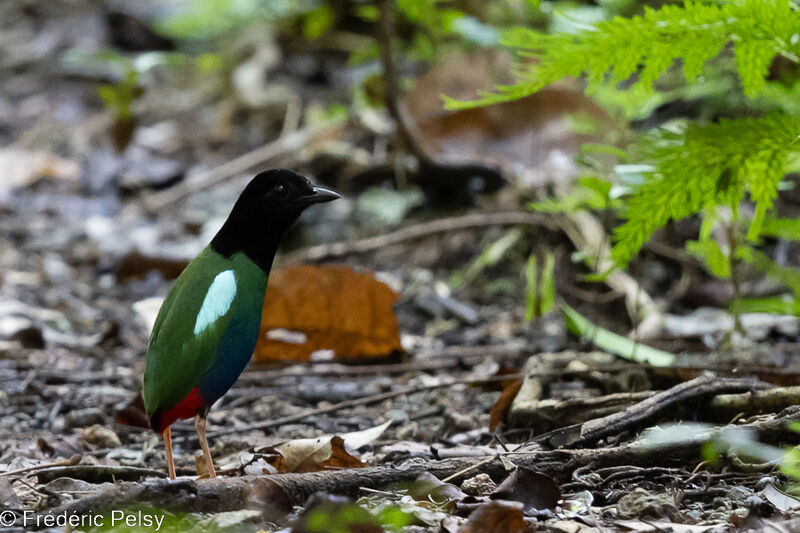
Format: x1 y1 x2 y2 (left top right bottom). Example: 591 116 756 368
149 410 163 434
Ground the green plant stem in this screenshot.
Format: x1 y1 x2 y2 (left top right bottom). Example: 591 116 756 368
726 222 745 335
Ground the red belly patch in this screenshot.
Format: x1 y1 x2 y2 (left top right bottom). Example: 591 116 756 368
158 387 205 432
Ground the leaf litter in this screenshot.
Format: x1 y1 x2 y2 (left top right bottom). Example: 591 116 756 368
2 1 800 532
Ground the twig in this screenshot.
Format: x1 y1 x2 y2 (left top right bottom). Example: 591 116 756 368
441 455 498 483
0 455 80 478
574 375 769 447
187 373 522 441
287 212 552 263
509 390 657 430
710 386 800 419
239 360 460 383
35 465 168 484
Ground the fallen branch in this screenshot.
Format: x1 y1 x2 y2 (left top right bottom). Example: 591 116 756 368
49 406 800 519
574 375 769 447
1 455 80 478
36 465 167 484
709 386 800 420
509 390 657 431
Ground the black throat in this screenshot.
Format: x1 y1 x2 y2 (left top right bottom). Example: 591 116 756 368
209 213 285 272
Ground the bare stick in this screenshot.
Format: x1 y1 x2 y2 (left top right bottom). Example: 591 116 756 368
35 465 168 484
574 375 768 447
0 455 80 478
181 373 522 441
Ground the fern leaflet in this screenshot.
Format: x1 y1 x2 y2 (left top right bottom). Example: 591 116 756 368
611 112 800 266
445 0 800 109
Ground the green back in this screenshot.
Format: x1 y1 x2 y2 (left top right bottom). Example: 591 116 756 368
142 248 267 417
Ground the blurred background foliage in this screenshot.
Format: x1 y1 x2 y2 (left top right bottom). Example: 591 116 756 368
11 0 800 334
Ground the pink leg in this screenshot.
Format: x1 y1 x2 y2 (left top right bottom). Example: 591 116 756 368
194 414 216 478
163 426 176 480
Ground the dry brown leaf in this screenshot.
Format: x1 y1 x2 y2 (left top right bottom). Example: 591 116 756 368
271 435 364 473
489 379 522 431
408 472 468 509
255 265 402 362
458 501 532 533
491 466 560 513
405 51 608 185
266 421 391 474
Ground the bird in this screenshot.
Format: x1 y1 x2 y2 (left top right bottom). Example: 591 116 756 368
142 169 340 479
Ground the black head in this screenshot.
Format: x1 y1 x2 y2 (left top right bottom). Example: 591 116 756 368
210 169 340 269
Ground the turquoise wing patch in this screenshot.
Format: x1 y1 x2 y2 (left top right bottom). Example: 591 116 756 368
194 269 237 335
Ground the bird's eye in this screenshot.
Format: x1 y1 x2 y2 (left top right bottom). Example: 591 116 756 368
272 184 288 198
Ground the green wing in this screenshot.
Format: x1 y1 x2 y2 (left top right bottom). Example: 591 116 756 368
141 248 263 417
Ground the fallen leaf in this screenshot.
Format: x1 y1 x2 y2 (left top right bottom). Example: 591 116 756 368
547 519 602 532
132 297 163 335
458 501 532 533
395 499 449 527
272 436 363 473
340 420 393 451
490 466 560 513
197 510 262 530
255 265 402 362
242 456 278 476
406 51 608 186
489 379 522 431
615 488 680 521
408 472 468 509
441 515 465 532
266 421 391 473
761 484 800 513
461 473 497 497
377 440 432 459
561 490 594 517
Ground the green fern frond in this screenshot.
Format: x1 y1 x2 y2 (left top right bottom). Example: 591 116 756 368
611 112 800 266
444 0 800 110
761 216 800 240
686 239 731 278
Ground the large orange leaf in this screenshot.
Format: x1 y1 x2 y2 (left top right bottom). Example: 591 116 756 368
254 265 402 362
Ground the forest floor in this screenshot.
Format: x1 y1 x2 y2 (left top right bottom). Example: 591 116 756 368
3 1 800 532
